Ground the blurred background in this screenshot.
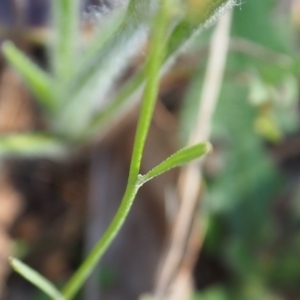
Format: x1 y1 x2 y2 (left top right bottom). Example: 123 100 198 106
1 0 300 299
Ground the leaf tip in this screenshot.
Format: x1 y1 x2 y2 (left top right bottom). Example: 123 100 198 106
8 256 16 268
205 142 213 154
2 41 13 54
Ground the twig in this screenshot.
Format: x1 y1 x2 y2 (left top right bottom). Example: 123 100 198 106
154 9 233 299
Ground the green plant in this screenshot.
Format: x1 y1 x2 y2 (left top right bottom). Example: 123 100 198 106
186 0 300 299
1 0 236 299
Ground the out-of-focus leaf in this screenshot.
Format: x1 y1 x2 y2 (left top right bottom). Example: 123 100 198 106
139 295 155 300
232 0 291 53
51 0 80 83
0 134 67 158
2 42 56 113
9 257 64 300
86 0 236 139
193 287 228 300
83 4 128 61
248 71 299 139
254 112 281 142
248 73 271 106
55 0 158 137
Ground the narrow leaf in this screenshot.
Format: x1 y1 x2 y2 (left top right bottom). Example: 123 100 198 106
9 257 64 300
51 0 80 83
0 134 67 158
86 70 145 138
85 0 236 139
54 0 157 137
2 42 56 113
84 5 128 61
139 142 212 185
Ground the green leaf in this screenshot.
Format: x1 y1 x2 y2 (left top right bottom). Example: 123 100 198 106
193 286 229 300
51 0 80 83
231 0 290 53
2 42 56 113
83 6 127 61
0 134 67 158
55 0 158 137
85 0 235 139
61 2 173 298
139 142 211 185
139 296 155 300
164 0 234 65
85 69 145 138
9 257 64 300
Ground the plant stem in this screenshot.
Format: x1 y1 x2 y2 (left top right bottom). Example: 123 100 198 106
61 1 172 299
127 3 170 183
62 184 139 299
85 0 236 141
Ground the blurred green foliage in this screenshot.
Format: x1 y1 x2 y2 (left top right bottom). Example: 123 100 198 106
186 0 300 299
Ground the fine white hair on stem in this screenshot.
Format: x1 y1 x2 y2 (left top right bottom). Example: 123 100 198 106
83 0 129 25
162 0 237 74
83 5 111 24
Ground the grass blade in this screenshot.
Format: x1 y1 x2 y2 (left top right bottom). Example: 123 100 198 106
0 134 67 158
86 69 145 138
70 0 153 98
139 143 212 185
83 5 128 61
2 42 56 113
54 0 156 137
9 257 64 300
51 0 80 83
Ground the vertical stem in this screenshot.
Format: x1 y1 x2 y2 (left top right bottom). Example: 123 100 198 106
61 1 172 299
127 0 171 183
62 185 139 300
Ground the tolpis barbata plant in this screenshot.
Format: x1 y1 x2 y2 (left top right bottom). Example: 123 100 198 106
1 0 236 299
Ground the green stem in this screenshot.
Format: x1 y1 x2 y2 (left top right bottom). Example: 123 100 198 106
61 1 172 299
128 28 168 181
85 0 235 140
62 184 139 299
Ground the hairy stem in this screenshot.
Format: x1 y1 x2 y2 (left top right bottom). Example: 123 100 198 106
61 1 172 299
